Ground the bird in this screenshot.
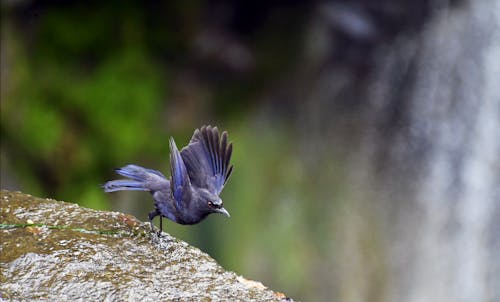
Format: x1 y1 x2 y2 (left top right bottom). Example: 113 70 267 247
102 125 233 234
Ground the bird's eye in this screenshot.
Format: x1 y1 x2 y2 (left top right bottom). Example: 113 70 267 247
208 201 213 207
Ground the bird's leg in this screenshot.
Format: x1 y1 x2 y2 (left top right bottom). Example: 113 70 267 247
148 210 158 234
158 216 163 237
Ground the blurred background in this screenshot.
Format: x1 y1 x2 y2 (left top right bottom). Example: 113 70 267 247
1 1 499 301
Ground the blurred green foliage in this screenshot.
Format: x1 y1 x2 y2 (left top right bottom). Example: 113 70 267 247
1 3 167 210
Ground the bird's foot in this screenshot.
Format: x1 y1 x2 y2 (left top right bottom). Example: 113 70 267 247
149 222 164 238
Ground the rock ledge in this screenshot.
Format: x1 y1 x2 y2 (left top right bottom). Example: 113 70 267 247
0 190 291 301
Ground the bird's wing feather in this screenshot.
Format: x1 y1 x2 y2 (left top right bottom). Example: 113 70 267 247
169 137 192 210
180 125 233 194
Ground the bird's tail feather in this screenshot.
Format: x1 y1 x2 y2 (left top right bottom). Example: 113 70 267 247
103 164 166 192
102 180 147 192
115 164 166 181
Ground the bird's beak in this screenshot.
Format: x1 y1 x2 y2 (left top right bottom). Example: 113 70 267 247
216 207 230 217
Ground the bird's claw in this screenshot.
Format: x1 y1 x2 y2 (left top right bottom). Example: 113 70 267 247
149 221 164 238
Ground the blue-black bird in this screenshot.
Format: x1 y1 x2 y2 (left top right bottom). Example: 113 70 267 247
103 125 233 233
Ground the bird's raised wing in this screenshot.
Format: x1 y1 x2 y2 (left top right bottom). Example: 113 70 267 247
169 137 192 210
180 125 233 194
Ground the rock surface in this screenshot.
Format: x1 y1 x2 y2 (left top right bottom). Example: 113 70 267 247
0 190 291 301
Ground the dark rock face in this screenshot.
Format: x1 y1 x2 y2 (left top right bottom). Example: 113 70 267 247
0 190 290 301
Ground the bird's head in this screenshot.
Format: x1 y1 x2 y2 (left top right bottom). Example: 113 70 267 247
199 190 230 217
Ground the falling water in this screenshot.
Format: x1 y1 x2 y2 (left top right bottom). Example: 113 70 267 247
295 0 500 301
